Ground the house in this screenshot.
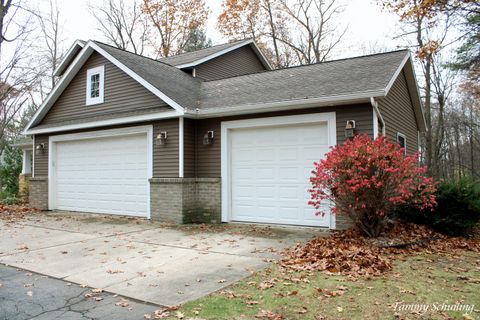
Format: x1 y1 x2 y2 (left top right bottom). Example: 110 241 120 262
23 39 426 229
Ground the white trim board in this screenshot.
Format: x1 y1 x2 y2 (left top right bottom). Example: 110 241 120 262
26 111 179 135
53 40 85 77
48 125 153 219
179 117 184 178
220 112 337 229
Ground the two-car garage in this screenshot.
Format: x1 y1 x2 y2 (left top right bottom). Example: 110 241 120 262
46 113 335 228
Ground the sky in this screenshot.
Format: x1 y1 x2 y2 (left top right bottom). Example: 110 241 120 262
34 0 405 60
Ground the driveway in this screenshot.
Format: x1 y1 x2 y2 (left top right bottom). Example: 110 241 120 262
0 212 323 306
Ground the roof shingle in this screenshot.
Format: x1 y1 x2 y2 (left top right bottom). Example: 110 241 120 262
199 50 409 110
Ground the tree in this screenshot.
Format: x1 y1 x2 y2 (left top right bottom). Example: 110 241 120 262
141 0 209 57
218 0 347 67
0 0 36 155
277 0 347 64
0 144 21 199
309 135 437 237
183 27 212 53
33 0 65 100
90 0 149 56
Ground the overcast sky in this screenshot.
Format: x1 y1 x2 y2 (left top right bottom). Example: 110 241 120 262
34 0 404 59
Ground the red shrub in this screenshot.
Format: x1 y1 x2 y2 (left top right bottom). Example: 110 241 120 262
309 135 436 237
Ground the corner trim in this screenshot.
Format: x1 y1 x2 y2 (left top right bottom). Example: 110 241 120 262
179 117 184 178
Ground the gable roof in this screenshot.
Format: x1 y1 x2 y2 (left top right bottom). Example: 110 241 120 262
159 39 272 70
24 40 202 133
25 39 425 135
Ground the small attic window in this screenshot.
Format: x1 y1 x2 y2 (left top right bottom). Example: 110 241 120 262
397 132 407 155
86 66 104 105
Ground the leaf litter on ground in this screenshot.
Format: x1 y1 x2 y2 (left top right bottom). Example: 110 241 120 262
280 222 480 278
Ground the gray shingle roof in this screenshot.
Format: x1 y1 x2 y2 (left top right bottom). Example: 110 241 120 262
199 50 409 110
94 41 201 110
159 39 252 67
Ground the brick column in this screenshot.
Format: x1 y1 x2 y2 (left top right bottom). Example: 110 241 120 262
29 177 48 210
149 178 221 224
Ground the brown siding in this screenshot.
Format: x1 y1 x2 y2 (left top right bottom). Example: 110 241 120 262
378 70 419 154
33 135 49 176
183 118 196 178
40 52 170 126
195 46 266 81
33 119 180 179
192 104 373 177
153 119 179 177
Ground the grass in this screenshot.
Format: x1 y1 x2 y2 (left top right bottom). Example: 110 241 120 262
167 251 480 320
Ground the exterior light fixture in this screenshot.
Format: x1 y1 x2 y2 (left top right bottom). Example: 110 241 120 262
345 120 356 139
203 130 214 145
35 143 45 156
156 131 168 145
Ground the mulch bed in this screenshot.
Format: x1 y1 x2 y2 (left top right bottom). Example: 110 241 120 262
279 222 480 278
0 203 38 223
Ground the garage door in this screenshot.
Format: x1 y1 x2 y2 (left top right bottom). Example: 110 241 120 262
52 133 149 217
229 122 331 227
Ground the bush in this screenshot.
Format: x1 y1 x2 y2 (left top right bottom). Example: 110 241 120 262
309 135 437 237
395 178 480 236
0 145 22 199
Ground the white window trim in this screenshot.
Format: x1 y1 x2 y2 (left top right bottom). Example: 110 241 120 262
86 65 105 105
221 112 337 229
397 132 407 154
48 125 153 219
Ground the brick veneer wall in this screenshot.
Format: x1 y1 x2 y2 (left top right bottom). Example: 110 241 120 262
149 178 221 224
29 177 48 210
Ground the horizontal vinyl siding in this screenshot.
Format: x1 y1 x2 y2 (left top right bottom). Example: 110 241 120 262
195 46 266 81
153 119 179 177
378 71 419 154
183 118 196 178
40 52 171 126
33 135 49 176
194 104 373 177
32 119 180 179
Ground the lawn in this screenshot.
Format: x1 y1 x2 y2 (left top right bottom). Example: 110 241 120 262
160 251 479 320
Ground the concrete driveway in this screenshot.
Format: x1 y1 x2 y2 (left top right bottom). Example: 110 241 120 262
0 212 322 306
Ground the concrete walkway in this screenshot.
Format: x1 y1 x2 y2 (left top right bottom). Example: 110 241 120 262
0 212 322 306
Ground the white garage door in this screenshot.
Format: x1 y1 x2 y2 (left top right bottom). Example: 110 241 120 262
229 122 331 227
52 133 149 217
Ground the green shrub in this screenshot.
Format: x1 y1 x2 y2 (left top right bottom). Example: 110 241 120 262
0 196 20 205
0 145 22 199
394 178 480 236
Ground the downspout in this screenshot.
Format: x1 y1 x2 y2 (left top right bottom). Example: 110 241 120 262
370 97 386 137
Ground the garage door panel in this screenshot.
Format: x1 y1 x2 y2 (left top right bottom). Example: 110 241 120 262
53 133 149 217
230 122 331 227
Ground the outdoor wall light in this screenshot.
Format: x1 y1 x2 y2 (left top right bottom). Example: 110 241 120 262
156 131 168 145
35 143 45 156
203 130 214 145
345 120 356 139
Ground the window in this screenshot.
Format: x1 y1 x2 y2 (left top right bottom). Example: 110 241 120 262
397 132 407 154
86 66 104 105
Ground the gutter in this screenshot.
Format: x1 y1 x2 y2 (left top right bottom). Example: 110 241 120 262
370 97 386 136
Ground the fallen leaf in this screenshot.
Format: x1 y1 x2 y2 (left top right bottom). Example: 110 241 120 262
336 307 343 312
26 291 33 297
246 300 259 305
